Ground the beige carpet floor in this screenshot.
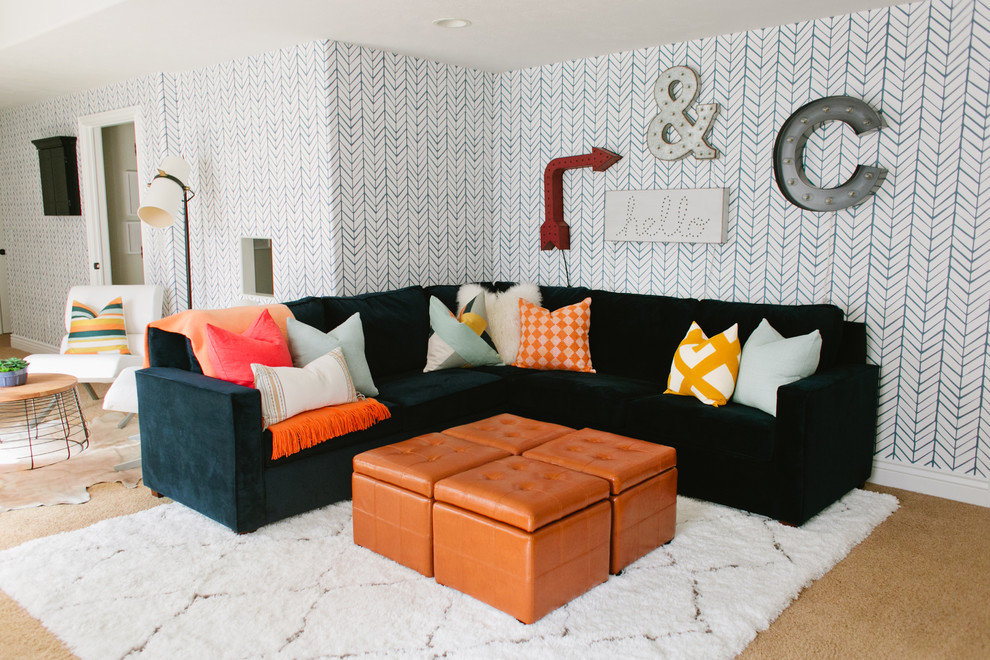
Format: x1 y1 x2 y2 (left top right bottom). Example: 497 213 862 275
1 341 988 658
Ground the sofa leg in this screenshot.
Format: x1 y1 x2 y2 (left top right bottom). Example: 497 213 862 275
150 490 164 498
81 382 99 400
117 413 135 429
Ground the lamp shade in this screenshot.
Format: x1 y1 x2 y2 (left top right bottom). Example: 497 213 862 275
137 156 191 227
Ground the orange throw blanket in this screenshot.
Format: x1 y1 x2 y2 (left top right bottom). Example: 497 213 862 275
143 304 294 377
268 399 391 460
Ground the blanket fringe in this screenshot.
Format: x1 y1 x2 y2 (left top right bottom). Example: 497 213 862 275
269 399 391 460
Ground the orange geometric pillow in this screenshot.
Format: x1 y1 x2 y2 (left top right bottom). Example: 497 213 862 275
665 321 741 406
513 297 594 372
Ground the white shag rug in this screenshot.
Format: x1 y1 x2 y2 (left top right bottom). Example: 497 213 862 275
0 490 897 660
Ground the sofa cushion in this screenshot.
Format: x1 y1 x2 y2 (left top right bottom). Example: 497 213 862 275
508 370 663 430
665 322 741 407
695 299 844 371
284 296 326 331
322 286 429 379
733 319 822 416
206 309 292 387
252 348 358 428
625 394 776 462
589 289 698 383
287 315 378 396
375 369 505 431
424 295 501 372
67 296 131 354
514 297 594 372
539 285 592 311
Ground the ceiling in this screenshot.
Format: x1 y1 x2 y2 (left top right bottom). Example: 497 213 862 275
0 0 906 111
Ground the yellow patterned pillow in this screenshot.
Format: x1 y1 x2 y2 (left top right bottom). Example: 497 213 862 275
665 322 741 406
66 297 131 354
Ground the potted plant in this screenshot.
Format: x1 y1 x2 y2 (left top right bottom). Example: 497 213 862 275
0 357 29 387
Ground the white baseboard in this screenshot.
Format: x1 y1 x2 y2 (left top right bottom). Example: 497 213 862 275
869 458 989 507
10 335 58 354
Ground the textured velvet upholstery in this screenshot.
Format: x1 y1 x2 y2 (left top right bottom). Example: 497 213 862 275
284 296 327 330
137 367 266 532
508 370 663 430
695 299 845 370
321 286 429 378
624 363 878 524
589 290 698 382
773 363 880 524
539 285 592 311
375 369 505 430
625 395 777 462
147 327 202 373
138 283 878 532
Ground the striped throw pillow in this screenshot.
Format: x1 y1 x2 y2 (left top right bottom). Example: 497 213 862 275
66 297 131 354
665 322 740 406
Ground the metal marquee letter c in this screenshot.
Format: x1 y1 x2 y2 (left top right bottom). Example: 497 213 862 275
773 96 887 212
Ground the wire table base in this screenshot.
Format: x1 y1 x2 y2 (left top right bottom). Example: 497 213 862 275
0 385 89 470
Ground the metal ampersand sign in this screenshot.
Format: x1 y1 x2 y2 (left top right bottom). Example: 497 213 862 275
648 66 719 161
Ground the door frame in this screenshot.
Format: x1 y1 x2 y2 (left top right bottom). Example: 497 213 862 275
78 107 146 285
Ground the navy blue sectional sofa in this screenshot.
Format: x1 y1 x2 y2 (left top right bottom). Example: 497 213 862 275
136 283 879 533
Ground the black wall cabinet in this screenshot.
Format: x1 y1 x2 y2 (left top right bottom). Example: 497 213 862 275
31 136 81 216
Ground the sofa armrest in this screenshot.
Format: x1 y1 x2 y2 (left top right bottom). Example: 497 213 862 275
773 363 880 525
136 367 266 532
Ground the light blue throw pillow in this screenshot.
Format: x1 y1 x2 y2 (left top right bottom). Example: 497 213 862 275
286 314 379 397
732 318 821 416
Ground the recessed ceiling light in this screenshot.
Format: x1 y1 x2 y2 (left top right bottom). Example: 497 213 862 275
433 18 471 29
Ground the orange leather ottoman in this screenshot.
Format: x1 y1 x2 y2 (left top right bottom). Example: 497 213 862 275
352 433 510 577
524 428 677 574
432 456 611 624
442 413 574 454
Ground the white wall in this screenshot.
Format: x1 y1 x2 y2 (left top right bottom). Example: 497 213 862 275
487 0 990 489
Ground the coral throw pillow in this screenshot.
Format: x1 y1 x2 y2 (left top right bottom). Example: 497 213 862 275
206 309 292 387
665 322 741 406
66 297 131 354
513 297 594 372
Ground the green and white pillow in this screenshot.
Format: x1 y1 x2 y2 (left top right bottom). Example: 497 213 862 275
424 294 502 372
732 318 822 416
286 313 378 396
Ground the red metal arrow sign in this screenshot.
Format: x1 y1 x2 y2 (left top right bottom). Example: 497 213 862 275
541 147 622 250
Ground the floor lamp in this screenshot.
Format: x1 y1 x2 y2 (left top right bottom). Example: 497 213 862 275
137 156 195 309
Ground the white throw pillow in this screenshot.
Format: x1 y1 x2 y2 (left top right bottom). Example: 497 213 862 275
733 319 822 416
458 282 541 364
252 347 359 428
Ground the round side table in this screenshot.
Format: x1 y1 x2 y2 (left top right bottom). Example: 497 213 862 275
0 373 90 470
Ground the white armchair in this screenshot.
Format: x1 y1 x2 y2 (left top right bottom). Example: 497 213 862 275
26 285 165 400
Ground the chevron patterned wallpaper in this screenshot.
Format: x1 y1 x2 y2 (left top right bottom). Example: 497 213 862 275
488 0 990 480
0 0 987 485
0 75 170 345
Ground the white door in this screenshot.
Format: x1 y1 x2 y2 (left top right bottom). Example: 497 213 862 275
78 107 145 285
0 210 10 333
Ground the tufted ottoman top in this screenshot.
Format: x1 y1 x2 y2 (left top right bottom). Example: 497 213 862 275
353 433 510 497
442 413 574 454
524 429 676 495
434 456 610 532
